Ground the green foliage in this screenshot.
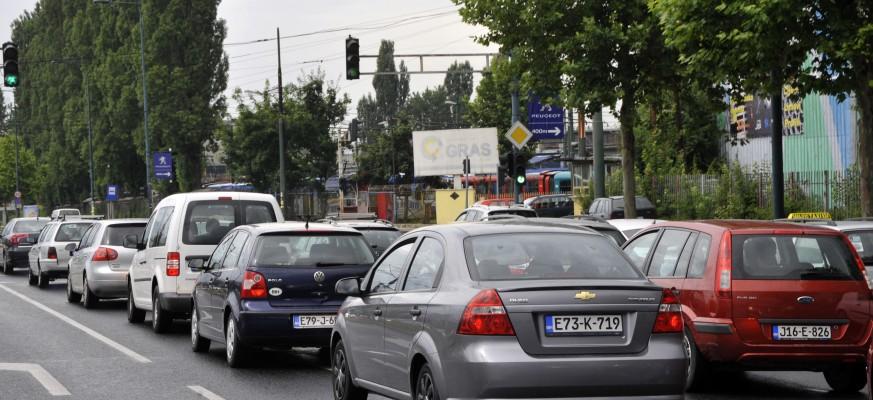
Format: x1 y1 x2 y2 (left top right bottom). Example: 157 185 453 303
9 0 227 208
0 135 44 204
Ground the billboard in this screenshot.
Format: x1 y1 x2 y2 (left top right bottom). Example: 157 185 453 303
729 87 804 139
413 128 498 177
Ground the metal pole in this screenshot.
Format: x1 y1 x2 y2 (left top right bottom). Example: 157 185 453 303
13 107 20 217
511 57 520 203
593 109 605 198
277 27 286 215
464 156 470 208
772 77 785 219
137 0 152 209
86 72 95 215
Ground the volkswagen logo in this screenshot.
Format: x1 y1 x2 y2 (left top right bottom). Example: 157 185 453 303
797 296 815 304
313 271 326 283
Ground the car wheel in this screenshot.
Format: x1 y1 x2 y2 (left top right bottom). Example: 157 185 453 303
151 285 171 334
127 283 145 323
65 277 81 303
27 266 37 286
824 363 867 393
414 363 440 400
82 276 99 309
332 340 367 400
36 265 48 289
2 252 11 274
225 317 248 368
684 330 710 392
191 303 211 353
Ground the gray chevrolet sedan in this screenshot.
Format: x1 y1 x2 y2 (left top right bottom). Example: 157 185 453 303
330 222 686 400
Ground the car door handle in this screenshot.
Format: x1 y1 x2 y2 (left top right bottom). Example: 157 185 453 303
409 308 422 317
138 260 146 265
373 308 382 316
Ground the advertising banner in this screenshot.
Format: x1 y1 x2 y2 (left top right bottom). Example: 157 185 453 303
413 128 498 177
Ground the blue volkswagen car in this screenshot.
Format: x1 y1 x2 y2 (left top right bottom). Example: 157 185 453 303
189 222 375 367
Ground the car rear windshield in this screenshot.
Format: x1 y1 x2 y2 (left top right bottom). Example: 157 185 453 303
54 223 93 242
465 233 642 281
102 224 146 246
253 233 375 267
356 228 402 250
489 209 537 218
732 235 862 281
844 230 873 264
13 220 48 233
183 200 276 245
612 197 654 210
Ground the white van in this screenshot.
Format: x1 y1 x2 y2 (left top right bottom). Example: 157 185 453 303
125 192 283 333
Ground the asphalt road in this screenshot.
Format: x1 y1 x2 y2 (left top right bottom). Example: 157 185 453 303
0 269 868 400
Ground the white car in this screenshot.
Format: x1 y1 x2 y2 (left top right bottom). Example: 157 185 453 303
455 205 537 222
66 219 148 308
28 220 96 288
125 191 284 333
828 220 873 287
606 219 665 239
51 208 81 220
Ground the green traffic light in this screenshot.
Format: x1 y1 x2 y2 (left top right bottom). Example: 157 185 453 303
516 175 525 184
4 74 18 87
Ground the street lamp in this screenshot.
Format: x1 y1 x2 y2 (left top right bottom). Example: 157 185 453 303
93 0 152 210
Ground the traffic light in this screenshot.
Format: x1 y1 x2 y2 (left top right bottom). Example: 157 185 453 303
349 118 359 141
345 36 360 80
2 42 19 87
514 153 527 185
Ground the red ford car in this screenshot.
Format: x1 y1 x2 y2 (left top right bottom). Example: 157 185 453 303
622 220 872 393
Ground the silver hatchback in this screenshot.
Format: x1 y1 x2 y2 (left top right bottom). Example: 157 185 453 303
330 222 686 400
66 219 147 308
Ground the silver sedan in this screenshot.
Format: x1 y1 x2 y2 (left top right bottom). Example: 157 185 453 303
330 221 686 400
66 219 147 308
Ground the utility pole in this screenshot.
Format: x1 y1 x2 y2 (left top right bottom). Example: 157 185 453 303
510 51 519 203
13 106 20 217
592 109 605 198
86 73 95 215
137 0 151 210
771 73 785 219
276 27 286 216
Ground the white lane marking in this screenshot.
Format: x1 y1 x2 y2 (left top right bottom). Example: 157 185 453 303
187 385 226 400
0 284 151 364
0 363 71 396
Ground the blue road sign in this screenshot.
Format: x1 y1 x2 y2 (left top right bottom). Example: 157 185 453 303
106 184 119 202
527 96 565 140
153 151 173 180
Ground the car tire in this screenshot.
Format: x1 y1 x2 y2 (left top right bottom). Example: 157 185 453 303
225 317 248 368
332 340 367 400
27 266 37 286
66 277 81 303
151 285 171 334
36 265 48 289
2 252 11 274
127 283 145 323
824 363 867 393
684 330 710 392
191 303 211 353
82 276 99 309
414 364 440 400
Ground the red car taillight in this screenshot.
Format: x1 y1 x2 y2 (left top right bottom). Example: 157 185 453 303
166 252 180 277
653 288 683 333
47 247 57 261
92 247 119 262
241 270 267 299
715 231 732 298
8 233 29 247
457 289 515 336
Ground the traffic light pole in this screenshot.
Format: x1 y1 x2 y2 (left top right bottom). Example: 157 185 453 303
276 28 286 216
137 0 152 210
511 76 520 204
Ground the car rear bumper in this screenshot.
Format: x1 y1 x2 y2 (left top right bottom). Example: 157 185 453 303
88 266 129 297
237 303 338 348
441 334 686 399
7 247 30 267
158 292 192 314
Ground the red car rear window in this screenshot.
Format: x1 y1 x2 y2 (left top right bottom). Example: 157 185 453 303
731 235 862 281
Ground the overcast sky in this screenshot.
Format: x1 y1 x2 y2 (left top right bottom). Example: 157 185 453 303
1 0 497 119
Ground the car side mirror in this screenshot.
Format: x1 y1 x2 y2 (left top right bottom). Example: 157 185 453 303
335 277 361 296
123 234 140 250
187 257 206 272
65 243 77 256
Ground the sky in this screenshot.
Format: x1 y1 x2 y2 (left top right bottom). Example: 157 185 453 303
1 0 497 119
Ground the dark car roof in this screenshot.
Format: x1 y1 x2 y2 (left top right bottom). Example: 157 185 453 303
409 221 604 238
651 219 842 234
241 222 361 236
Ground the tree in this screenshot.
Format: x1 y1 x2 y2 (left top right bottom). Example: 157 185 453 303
0 90 7 134
466 55 529 154
456 0 677 217
652 0 815 218
372 40 409 124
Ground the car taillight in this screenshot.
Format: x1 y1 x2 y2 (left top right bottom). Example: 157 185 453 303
457 289 515 336
92 247 119 262
653 288 683 333
241 270 267 299
715 231 732 298
166 252 180 277
47 247 57 261
841 235 873 291
8 233 29 247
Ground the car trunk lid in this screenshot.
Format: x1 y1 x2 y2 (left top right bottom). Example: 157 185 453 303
258 264 372 307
